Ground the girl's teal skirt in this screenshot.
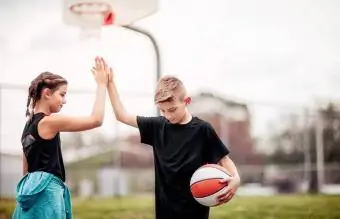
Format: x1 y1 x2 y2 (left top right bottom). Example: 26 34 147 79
12 171 72 219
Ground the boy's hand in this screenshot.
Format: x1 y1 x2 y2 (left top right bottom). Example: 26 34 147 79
108 67 114 84
217 175 240 205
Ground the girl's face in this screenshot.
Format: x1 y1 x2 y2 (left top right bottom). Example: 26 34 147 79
43 84 68 113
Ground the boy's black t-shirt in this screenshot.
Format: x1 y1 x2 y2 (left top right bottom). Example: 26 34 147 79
137 116 230 219
21 112 66 182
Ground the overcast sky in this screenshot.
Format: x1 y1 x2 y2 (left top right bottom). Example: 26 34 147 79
1 0 339 154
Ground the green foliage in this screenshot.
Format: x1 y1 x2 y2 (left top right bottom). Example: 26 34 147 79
1 195 340 219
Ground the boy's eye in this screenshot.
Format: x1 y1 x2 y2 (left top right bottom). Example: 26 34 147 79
168 108 177 112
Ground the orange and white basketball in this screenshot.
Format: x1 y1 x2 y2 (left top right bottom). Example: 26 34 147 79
190 164 233 207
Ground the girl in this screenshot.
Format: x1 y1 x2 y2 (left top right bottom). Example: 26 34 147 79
12 57 109 219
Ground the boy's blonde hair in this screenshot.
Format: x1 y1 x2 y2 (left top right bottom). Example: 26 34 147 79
154 76 187 104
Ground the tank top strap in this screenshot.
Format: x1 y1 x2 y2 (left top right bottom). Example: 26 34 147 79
24 113 47 141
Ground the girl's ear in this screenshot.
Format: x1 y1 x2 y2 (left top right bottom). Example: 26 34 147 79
41 88 52 99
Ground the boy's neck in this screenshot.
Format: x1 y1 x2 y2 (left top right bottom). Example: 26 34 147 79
179 111 193 125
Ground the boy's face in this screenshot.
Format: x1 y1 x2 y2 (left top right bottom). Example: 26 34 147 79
157 98 187 124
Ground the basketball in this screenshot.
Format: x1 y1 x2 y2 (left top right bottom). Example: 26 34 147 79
190 164 233 207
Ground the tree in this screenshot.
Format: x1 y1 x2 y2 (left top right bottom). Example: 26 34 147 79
267 103 340 193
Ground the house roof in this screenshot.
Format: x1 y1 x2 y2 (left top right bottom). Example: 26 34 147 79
66 137 154 169
0 152 21 159
194 92 248 108
189 92 250 121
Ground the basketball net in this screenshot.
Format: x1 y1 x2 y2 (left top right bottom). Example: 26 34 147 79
77 11 113 40
69 1 115 40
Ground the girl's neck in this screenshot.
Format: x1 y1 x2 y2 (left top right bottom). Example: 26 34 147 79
34 102 51 115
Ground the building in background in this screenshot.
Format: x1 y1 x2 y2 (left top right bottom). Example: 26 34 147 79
65 138 154 197
189 92 260 163
0 152 22 198
188 92 263 183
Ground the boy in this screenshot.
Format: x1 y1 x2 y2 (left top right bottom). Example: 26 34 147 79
107 70 240 219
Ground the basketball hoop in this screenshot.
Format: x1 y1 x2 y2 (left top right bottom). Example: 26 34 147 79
64 0 158 40
69 2 115 39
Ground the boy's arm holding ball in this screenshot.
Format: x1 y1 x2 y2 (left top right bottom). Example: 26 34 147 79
217 156 241 204
204 122 241 205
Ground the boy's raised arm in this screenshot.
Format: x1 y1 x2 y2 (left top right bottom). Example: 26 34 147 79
107 69 138 128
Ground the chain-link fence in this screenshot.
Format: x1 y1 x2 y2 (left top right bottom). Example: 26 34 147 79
1 83 340 198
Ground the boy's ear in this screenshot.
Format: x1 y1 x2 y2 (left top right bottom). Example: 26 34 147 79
184 97 192 105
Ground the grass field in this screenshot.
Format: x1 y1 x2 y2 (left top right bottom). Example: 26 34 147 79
1 195 340 219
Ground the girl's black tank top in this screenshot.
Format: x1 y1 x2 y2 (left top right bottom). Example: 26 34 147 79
21 112 66 182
